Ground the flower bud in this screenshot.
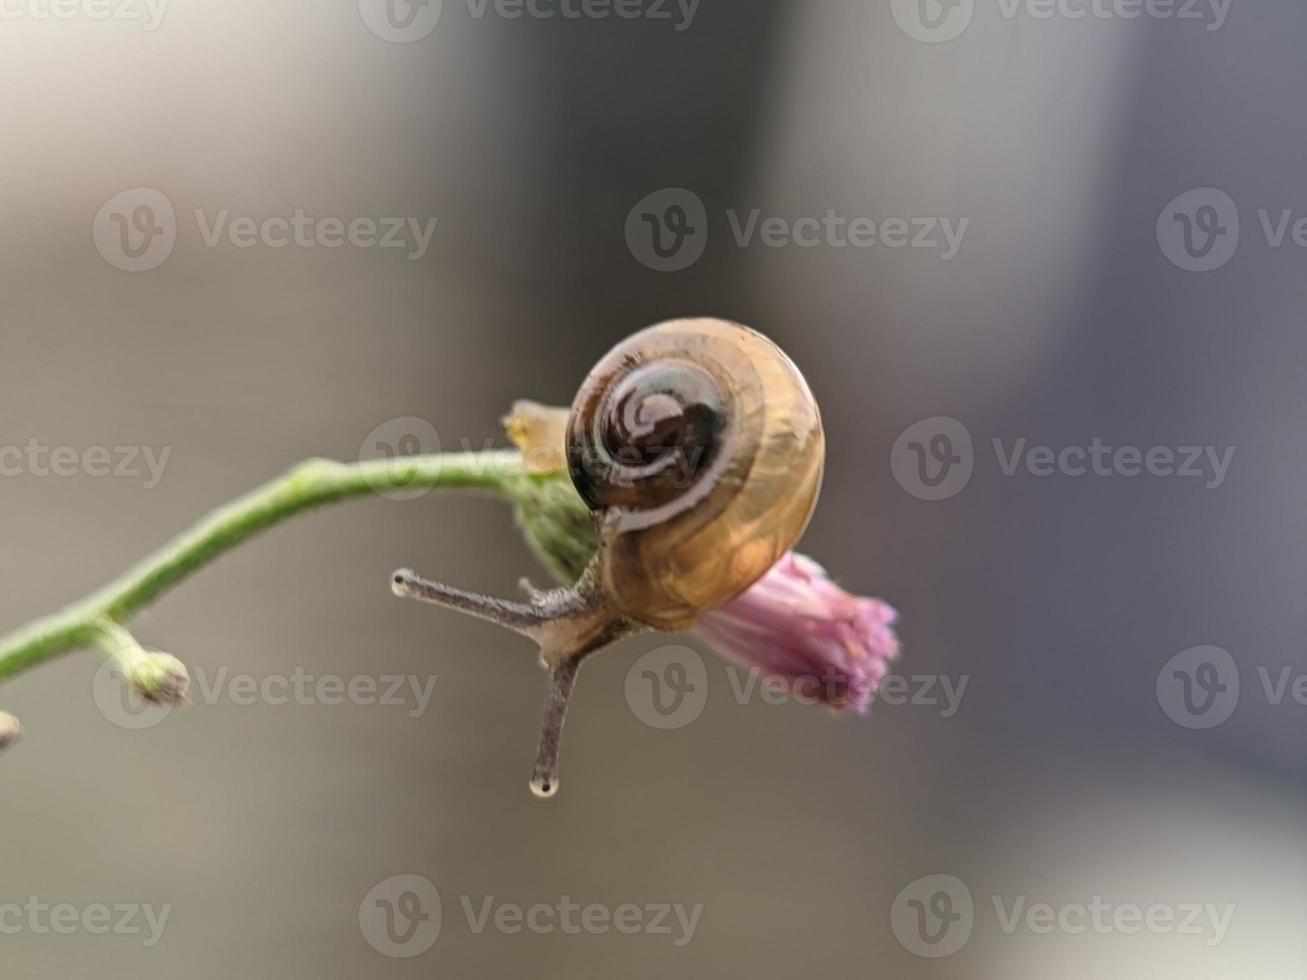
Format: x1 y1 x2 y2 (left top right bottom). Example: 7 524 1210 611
123 650 192 706
0 712 23 751
510 471 597 586
503 400 571 475
695 552 900 712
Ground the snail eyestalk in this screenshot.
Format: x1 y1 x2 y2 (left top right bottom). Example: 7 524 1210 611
391 566 639 799
530 655 583 799
390 566 638 668
390 569 551 636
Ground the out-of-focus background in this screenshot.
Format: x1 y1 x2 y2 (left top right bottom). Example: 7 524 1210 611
1 1 1304 976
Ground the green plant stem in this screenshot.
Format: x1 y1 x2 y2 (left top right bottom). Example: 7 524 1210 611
0 451 531 684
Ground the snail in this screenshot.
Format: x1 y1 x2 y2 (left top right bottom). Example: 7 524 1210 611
392 318 824 796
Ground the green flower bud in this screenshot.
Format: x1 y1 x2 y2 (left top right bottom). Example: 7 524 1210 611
122 650 192 706
0 712 23 751
510 472 597 586
501 400 599 585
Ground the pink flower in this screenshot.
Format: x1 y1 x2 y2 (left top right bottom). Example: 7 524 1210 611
694 552 900 713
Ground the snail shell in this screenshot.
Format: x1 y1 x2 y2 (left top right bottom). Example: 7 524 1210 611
566 318 824 631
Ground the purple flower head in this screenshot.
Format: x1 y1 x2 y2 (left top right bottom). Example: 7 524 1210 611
694 552 900 713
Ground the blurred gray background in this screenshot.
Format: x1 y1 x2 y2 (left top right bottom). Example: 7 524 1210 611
1 0 1304 976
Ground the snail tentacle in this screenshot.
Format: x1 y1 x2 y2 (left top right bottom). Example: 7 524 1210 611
391 567 640 666
393 566 640 794
391 569 547 636
517 576 549 603
529 656 582 799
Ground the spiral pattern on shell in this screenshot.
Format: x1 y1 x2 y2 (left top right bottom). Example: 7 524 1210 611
567 318 825 630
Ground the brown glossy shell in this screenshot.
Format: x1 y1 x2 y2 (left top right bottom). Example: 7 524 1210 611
566 318 824 631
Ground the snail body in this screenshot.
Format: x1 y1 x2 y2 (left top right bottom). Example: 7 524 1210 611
394 317 825 796
567 318 824 631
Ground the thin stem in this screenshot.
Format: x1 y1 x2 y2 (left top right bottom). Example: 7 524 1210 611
0 451 530 685
88 618 141 658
